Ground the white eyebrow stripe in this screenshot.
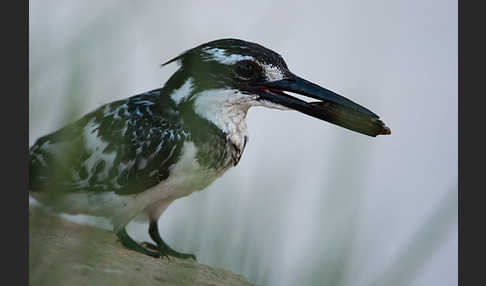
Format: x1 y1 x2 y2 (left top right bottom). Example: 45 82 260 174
203 47 253 65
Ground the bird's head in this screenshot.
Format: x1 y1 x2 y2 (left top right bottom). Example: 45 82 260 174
162 38 390 137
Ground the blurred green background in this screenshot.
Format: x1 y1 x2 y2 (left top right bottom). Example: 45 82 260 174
29 0 457 285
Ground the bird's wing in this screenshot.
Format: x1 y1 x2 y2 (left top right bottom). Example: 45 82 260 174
29 91 187 195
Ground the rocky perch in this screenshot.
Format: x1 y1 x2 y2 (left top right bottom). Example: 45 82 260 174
29 207 254 286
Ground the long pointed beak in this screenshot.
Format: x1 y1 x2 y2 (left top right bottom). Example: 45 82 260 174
254 73 391 137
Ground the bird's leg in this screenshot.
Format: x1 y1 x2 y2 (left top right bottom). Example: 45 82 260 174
146 221 197 260
116 227 160 258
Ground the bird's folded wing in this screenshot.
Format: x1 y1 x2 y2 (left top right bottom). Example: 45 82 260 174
29 92 187 195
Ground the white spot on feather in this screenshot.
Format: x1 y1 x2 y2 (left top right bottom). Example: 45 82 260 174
203 47 253 65
137 158 148 169
170 78 193 104
82 119 117 182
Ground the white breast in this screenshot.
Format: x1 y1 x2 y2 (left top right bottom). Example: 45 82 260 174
161 141 225 197
193 89 254 151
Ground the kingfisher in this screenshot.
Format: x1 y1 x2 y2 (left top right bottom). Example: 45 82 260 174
29 38 390 260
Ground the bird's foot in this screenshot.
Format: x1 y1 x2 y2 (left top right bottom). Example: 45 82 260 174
116 229 160 258
142 241 197 261
141 242 171 260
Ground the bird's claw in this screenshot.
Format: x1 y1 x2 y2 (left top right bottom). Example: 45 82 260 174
141 242 170 260
141 242 159 251
142 241 196 261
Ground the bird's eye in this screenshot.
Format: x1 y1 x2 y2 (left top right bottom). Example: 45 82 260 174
235 60 261 79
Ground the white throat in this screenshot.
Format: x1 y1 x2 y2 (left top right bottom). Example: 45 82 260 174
193 89 255 150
